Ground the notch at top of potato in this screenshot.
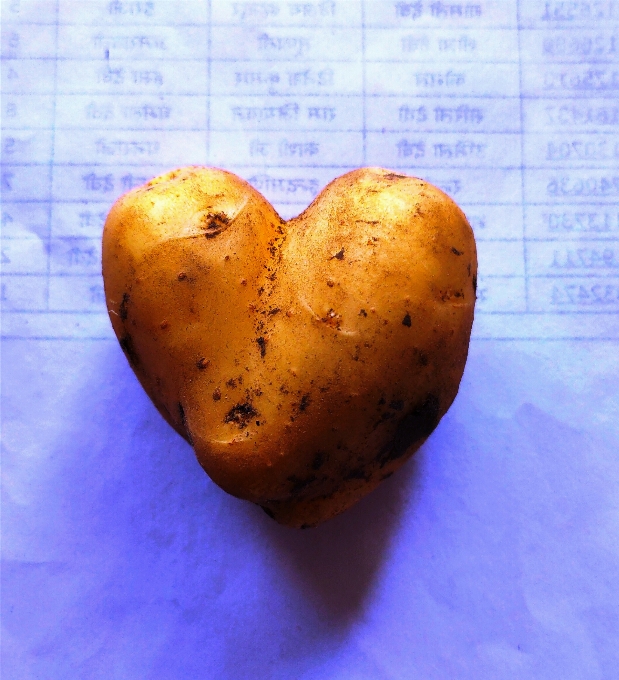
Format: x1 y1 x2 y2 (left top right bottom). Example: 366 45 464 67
103 166 477 528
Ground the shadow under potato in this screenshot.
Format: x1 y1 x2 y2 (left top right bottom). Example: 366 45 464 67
98 337 422 628
249 452 420 625
18 337 421 660
10 336 619 679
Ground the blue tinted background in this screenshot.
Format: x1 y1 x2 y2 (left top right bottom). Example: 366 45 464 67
2 1 618 678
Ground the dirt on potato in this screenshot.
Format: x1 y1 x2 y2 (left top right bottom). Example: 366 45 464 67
102 166 477 528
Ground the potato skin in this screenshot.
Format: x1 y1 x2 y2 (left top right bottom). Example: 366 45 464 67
103 166 477 528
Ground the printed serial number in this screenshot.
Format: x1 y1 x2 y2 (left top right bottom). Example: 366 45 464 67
551 282 619 305
546 139 619 161
543 33 619 57
551 247 619 269
547 175 619 196
545 104 619 127
541 2 619 22
544 211 619 232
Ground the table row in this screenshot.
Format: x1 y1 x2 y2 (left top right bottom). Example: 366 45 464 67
3 270 619 316
4 0 618 28
3 165 619 207
5 96 618 133
4 199 619 240
4 59 619 97
4 129 619 168
5 23 619 62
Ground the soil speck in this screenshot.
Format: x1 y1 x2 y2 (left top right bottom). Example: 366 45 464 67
224 402 258 429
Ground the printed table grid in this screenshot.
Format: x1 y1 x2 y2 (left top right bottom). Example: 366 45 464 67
1 0 618 340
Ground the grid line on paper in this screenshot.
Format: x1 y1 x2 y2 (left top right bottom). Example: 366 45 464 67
516 0 529 312
7 92 619 101
44 0 60 311
206 0 212 163
361 0 367 166
4 57 619 65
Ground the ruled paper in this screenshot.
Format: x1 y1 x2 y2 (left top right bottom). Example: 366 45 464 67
2 0 618 340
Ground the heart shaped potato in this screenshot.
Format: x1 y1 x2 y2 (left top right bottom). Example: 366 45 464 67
102 166 476 528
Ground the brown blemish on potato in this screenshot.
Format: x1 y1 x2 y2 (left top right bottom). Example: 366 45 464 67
201 211 230 239
321 309 342 329
212 387 221 401
119 293 130 321
344 467 370 481
119 334 139 366
330 248 345 260
224 402 258 429
196 357 210 370
178 402 187 426
439 289 464 302
288 474 317 494
311 451 326 470
402 313 412 327
378 394 440 467
451 247 463 256
177 402 194 444
256 336 267 357
177 272 187 281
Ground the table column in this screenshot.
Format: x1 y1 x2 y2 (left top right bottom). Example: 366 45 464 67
1 0 57 333
209 1 363 219
364 0 526 317
520 0 619 318
47 0 209 335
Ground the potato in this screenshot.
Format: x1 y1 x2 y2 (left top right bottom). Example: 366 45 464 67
102 166 476 528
